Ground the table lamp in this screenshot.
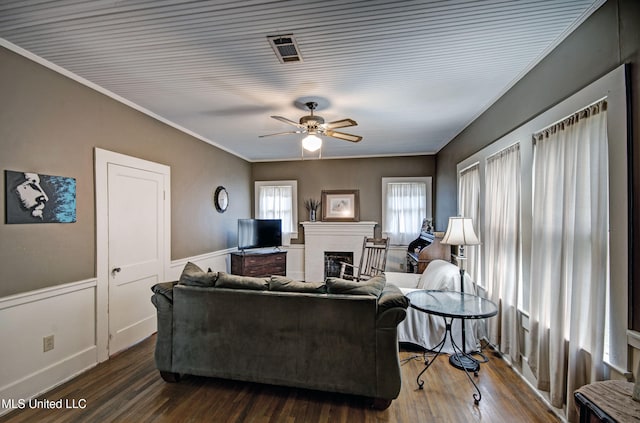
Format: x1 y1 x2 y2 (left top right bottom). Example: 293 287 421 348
441 216 481 372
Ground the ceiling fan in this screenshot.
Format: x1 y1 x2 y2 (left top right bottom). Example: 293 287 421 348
259 101 362 152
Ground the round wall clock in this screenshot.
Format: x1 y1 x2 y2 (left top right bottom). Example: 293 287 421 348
214 186 229 213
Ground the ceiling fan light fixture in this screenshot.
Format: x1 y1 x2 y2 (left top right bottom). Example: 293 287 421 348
259 101 361 152
302 134 322 152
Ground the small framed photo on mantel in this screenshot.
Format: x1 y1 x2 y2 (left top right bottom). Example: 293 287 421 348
321 189 360 222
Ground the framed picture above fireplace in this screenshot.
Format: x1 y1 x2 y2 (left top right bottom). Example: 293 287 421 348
321 189 360 222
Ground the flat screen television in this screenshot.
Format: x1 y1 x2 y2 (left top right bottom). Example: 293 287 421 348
237 219 282 251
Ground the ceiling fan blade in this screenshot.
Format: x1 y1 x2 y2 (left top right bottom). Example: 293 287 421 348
325 118 357 130
258 131 303 138
271 115 304 128
325 130 362 143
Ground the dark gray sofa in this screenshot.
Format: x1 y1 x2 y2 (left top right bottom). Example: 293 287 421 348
150 265 409 409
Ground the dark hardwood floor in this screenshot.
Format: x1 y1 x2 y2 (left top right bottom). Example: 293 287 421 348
0 336 560 422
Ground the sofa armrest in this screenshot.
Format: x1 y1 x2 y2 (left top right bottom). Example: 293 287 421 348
375 283 408 401
152 281 178 303
377 283 409 315
150 281 178 372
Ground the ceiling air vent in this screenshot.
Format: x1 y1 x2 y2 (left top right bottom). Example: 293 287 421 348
267 34 303 63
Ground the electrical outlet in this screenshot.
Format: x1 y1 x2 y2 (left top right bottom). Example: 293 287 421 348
43 335 54 352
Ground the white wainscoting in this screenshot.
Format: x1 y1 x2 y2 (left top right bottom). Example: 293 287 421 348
168 248 236 280
386 246 407 272
0 279 98 417
283 245 304 281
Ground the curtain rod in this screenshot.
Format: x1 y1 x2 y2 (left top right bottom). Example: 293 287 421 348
459 162 479 176
532 97 607 142
487 142 520 163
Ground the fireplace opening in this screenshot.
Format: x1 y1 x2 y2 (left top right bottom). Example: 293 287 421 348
324 251 354 279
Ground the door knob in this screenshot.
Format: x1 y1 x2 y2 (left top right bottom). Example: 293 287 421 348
111 267 121 276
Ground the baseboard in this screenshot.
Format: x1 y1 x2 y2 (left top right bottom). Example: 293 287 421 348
517 356 566 422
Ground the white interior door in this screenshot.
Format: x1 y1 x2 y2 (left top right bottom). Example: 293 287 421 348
107 163 165 355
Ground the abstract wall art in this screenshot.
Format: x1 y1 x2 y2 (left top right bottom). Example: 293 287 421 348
5 170 76 224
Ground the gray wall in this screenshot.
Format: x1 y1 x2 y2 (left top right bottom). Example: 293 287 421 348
434 0 640 328
0 46 252 298
252 155 436 242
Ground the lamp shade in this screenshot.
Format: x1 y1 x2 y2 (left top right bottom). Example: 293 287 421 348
302 134 322 152
441 217 480 246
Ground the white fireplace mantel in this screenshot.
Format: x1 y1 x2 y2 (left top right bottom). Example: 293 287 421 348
302 221 376 281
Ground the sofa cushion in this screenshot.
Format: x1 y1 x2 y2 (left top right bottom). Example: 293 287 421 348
179 262 218 287
325 274 386 297
269 275 327 293
216 272 269 290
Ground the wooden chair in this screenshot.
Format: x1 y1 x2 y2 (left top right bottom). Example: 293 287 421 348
340 236 390 281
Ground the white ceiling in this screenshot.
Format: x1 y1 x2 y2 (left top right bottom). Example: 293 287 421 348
0 0 601 161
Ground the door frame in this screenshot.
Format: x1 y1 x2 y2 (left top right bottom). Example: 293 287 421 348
95 148 171 362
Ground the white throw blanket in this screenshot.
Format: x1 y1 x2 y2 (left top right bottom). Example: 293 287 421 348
393 260 482 354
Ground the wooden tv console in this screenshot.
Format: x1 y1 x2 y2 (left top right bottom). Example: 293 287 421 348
230 250 287 278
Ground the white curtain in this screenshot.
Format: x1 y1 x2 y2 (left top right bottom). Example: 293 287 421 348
458 165 481 286
385 182 426 245
485 144 521 365
528 101 608 422
258 185 293 243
